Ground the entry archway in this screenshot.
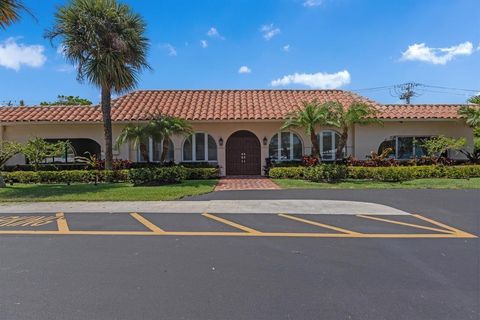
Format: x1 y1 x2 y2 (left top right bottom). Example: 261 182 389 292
225 130 261 175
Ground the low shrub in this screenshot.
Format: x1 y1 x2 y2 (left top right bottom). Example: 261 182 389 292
128 166 187 185
304 164 348 182
184 167 220 180
2 170 130 184
268 167 306 179
269 164 480 183
348 165 480 182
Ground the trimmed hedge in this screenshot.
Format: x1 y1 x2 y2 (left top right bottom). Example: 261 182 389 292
185 167 220 180
1 167 220 185
128 167 187 185
304 165 348 183
269 165 480 182
268 167 305 180
3 170 129 184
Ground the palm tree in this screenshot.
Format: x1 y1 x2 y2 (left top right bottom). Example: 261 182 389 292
150 115 192 163
116 124 158 162
281 100 329 158
46 0 150 170
459 106 480 128
0 0 32 29
320 101 381 160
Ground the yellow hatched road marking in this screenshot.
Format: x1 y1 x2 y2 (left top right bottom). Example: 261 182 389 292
202 212 261 234
279 213 362 235
412 214 477 237
55 212 70 233
130 213 165 233
356 214 455 234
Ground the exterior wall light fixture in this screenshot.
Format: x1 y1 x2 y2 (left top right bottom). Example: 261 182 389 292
263 137 268 146
219 137 224 146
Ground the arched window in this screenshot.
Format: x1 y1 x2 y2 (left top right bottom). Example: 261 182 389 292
378 139 396 157
183 133 217 162
269 132 303 161
318 130 343 161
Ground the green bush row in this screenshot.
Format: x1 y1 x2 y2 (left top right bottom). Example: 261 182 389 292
128 166 187 185
2 166 220 185
269 165 480 182
3 170 129 184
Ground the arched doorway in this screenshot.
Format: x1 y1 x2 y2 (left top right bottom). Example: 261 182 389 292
226 130 261 175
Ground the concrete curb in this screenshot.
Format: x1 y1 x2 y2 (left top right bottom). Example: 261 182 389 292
0 200 408 215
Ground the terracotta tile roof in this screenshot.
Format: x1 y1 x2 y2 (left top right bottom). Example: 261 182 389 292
377 104 471 119
0 90 472 123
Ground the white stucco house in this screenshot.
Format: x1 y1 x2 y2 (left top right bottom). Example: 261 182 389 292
0 89 474 176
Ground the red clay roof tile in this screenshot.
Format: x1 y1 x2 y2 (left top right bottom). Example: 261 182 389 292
0 90 472 123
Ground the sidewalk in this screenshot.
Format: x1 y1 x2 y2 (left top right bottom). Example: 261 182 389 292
0 200 408 215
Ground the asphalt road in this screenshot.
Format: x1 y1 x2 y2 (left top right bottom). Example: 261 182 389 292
0 190 479 320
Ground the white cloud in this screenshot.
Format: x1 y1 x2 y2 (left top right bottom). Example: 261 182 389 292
207 27 223 39
0 37 47 71
238 66 251 74
400 41 474 65
303 0 322 7
200 40 208 48
271 70 351 89
260 24 280 41
283 44 290 52
161 43 177 56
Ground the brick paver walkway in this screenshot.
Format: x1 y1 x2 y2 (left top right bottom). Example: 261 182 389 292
214 176 281 191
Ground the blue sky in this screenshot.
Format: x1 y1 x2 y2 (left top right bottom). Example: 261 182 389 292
1 0 479 105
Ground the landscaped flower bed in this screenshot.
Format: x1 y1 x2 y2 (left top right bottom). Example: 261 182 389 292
269 164 480 183
1 166 220 185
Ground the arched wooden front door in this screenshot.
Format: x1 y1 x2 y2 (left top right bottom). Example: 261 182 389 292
226 130 261 175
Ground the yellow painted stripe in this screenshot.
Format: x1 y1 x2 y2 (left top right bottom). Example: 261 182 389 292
279 214 361 235
55 212 70 233
0 230 476 238
357 214 454 234
412 214 477 237
130 213 165 233
202 212 261 234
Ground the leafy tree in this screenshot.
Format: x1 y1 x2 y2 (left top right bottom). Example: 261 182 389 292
115 123 162 162
320 101 381 160
150 115 192 162
40 95 92 106
459 105 480 128
421 135 466 162
0 141 22 187
281 100 329 158
46 0 150 170
21 138 70 171
458 106 480 163
0 0 32 29
467 95 480 105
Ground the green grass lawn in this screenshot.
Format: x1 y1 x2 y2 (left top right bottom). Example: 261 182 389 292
0 180 218 202
274 178 480 189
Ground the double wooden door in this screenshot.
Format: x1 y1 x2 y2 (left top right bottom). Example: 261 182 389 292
226 131 261 175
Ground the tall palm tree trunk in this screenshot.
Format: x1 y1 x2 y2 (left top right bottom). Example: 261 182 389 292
160 138 169 163
139 143 149 163
310 131 320 158
101 85 113 170
336 128 348 161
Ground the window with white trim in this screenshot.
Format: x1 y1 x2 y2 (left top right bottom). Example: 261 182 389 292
268 132 303 161
183 133 217 162
318 130 344 161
